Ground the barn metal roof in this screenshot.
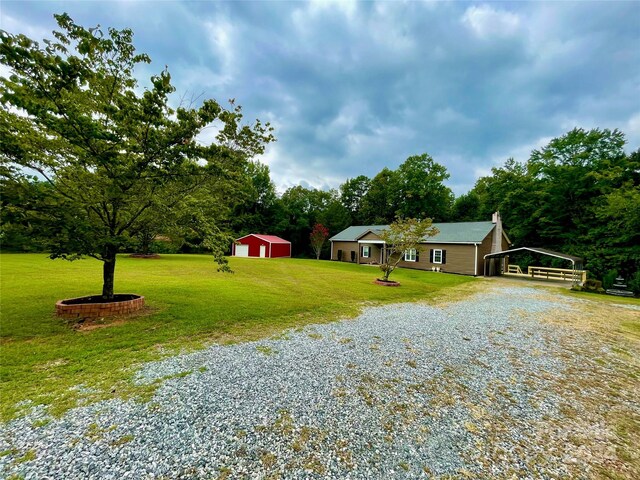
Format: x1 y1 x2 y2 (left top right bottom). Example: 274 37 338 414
330 221 497 244
236 234 291 244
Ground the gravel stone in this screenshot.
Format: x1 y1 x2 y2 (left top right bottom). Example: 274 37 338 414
0 286 607 479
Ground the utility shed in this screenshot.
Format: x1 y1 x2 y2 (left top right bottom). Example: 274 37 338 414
233 234 291 258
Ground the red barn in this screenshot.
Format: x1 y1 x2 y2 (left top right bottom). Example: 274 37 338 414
232 234 292 258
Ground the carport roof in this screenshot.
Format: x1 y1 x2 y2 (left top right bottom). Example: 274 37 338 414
484 247 582 263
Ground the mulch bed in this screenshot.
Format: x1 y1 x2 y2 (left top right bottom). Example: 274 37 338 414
374 279 401 287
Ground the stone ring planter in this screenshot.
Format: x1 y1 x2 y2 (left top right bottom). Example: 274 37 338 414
374 279 401 287
56 294 144 319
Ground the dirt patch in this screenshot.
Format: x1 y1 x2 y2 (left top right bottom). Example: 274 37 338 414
534 293 640 478
70 306 156 331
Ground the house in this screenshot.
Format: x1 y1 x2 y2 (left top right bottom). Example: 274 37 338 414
329 213 510 276
233 234 291 258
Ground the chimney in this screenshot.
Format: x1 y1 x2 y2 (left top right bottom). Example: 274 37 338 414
491 211 502 253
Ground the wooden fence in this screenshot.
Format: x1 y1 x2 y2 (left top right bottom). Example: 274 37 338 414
507 265 523 275
527 266 587 283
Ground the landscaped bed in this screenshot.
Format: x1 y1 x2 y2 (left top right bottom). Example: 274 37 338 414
1 284 638 479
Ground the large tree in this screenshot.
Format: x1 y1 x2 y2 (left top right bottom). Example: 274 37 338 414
0 14 274 299
528 128 628 249
339 175 370 224
230 160 278 237
359 167 398 224
394 153 454 221
450 191 482 222
471 158 540 246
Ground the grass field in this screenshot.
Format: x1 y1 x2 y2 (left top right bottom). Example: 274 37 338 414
0 253 476 421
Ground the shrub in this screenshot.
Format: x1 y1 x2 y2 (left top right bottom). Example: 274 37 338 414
150 240 180 254
628 271 640 296
581 279 605 293
602 269 618 289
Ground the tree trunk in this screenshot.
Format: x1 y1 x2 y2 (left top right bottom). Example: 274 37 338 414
102 246 117 301
142 234 150 255
316 250 321 260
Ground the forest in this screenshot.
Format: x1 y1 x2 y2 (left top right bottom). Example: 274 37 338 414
241 127 639 289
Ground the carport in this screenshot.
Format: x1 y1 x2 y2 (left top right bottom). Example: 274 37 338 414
484 247 585 285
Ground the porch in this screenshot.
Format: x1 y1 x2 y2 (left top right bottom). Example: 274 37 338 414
357 239 386 265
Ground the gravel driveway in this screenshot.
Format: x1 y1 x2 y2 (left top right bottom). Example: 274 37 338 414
1 286 637 479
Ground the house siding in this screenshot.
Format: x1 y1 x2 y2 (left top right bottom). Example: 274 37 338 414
333 240 482 275
359 244 382 264
477 233 493 276
397 243 476 275
359 232 383 241
331 241 359 263
478 230 510 275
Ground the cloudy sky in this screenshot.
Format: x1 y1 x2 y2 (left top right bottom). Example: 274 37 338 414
2 1 639 195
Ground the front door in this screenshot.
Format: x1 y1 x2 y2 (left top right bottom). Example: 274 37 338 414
259 245 266 258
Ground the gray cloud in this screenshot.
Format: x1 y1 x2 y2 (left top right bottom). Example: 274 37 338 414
3 0 639 195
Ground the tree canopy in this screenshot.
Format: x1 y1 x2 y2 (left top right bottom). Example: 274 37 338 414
466 128 639 280
378 217 439 281
0 14 274 299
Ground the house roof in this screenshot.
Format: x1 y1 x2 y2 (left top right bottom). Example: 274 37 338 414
329 225 389 242
329 221 497 244
236 234 291 244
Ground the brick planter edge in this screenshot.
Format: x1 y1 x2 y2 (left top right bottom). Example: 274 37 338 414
56 295 144 318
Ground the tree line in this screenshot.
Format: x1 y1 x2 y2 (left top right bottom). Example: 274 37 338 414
226 128 639 286
1 14 638 296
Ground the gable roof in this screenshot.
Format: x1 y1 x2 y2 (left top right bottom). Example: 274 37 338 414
236 234 291 244
330 221 497 244
330 225 389 242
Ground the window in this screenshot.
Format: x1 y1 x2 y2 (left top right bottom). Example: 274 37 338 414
404 248 417 262
362 246 370 258
433 249 443 264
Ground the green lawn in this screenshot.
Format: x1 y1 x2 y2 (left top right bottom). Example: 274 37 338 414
0 253 475 421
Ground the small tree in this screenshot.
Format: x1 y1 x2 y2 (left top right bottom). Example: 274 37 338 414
378 217 439 281
310 223 329 260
